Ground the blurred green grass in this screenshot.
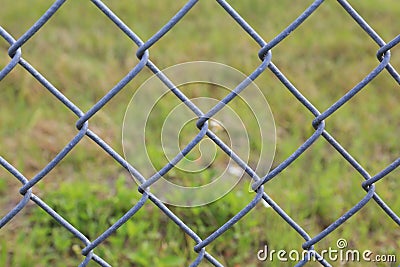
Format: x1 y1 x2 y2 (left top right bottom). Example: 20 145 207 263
0 0 399 266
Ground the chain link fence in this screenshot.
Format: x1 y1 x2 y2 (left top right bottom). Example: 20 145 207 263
1 0 399 266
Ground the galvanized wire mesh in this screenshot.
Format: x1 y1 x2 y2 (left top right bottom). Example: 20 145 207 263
1 0 399 266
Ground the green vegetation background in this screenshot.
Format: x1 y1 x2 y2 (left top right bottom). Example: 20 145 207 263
0 0 399 266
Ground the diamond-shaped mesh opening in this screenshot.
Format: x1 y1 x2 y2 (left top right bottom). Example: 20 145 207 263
269 1 382 111
12 1 142 111
326 70 400 173
0 67 80 178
